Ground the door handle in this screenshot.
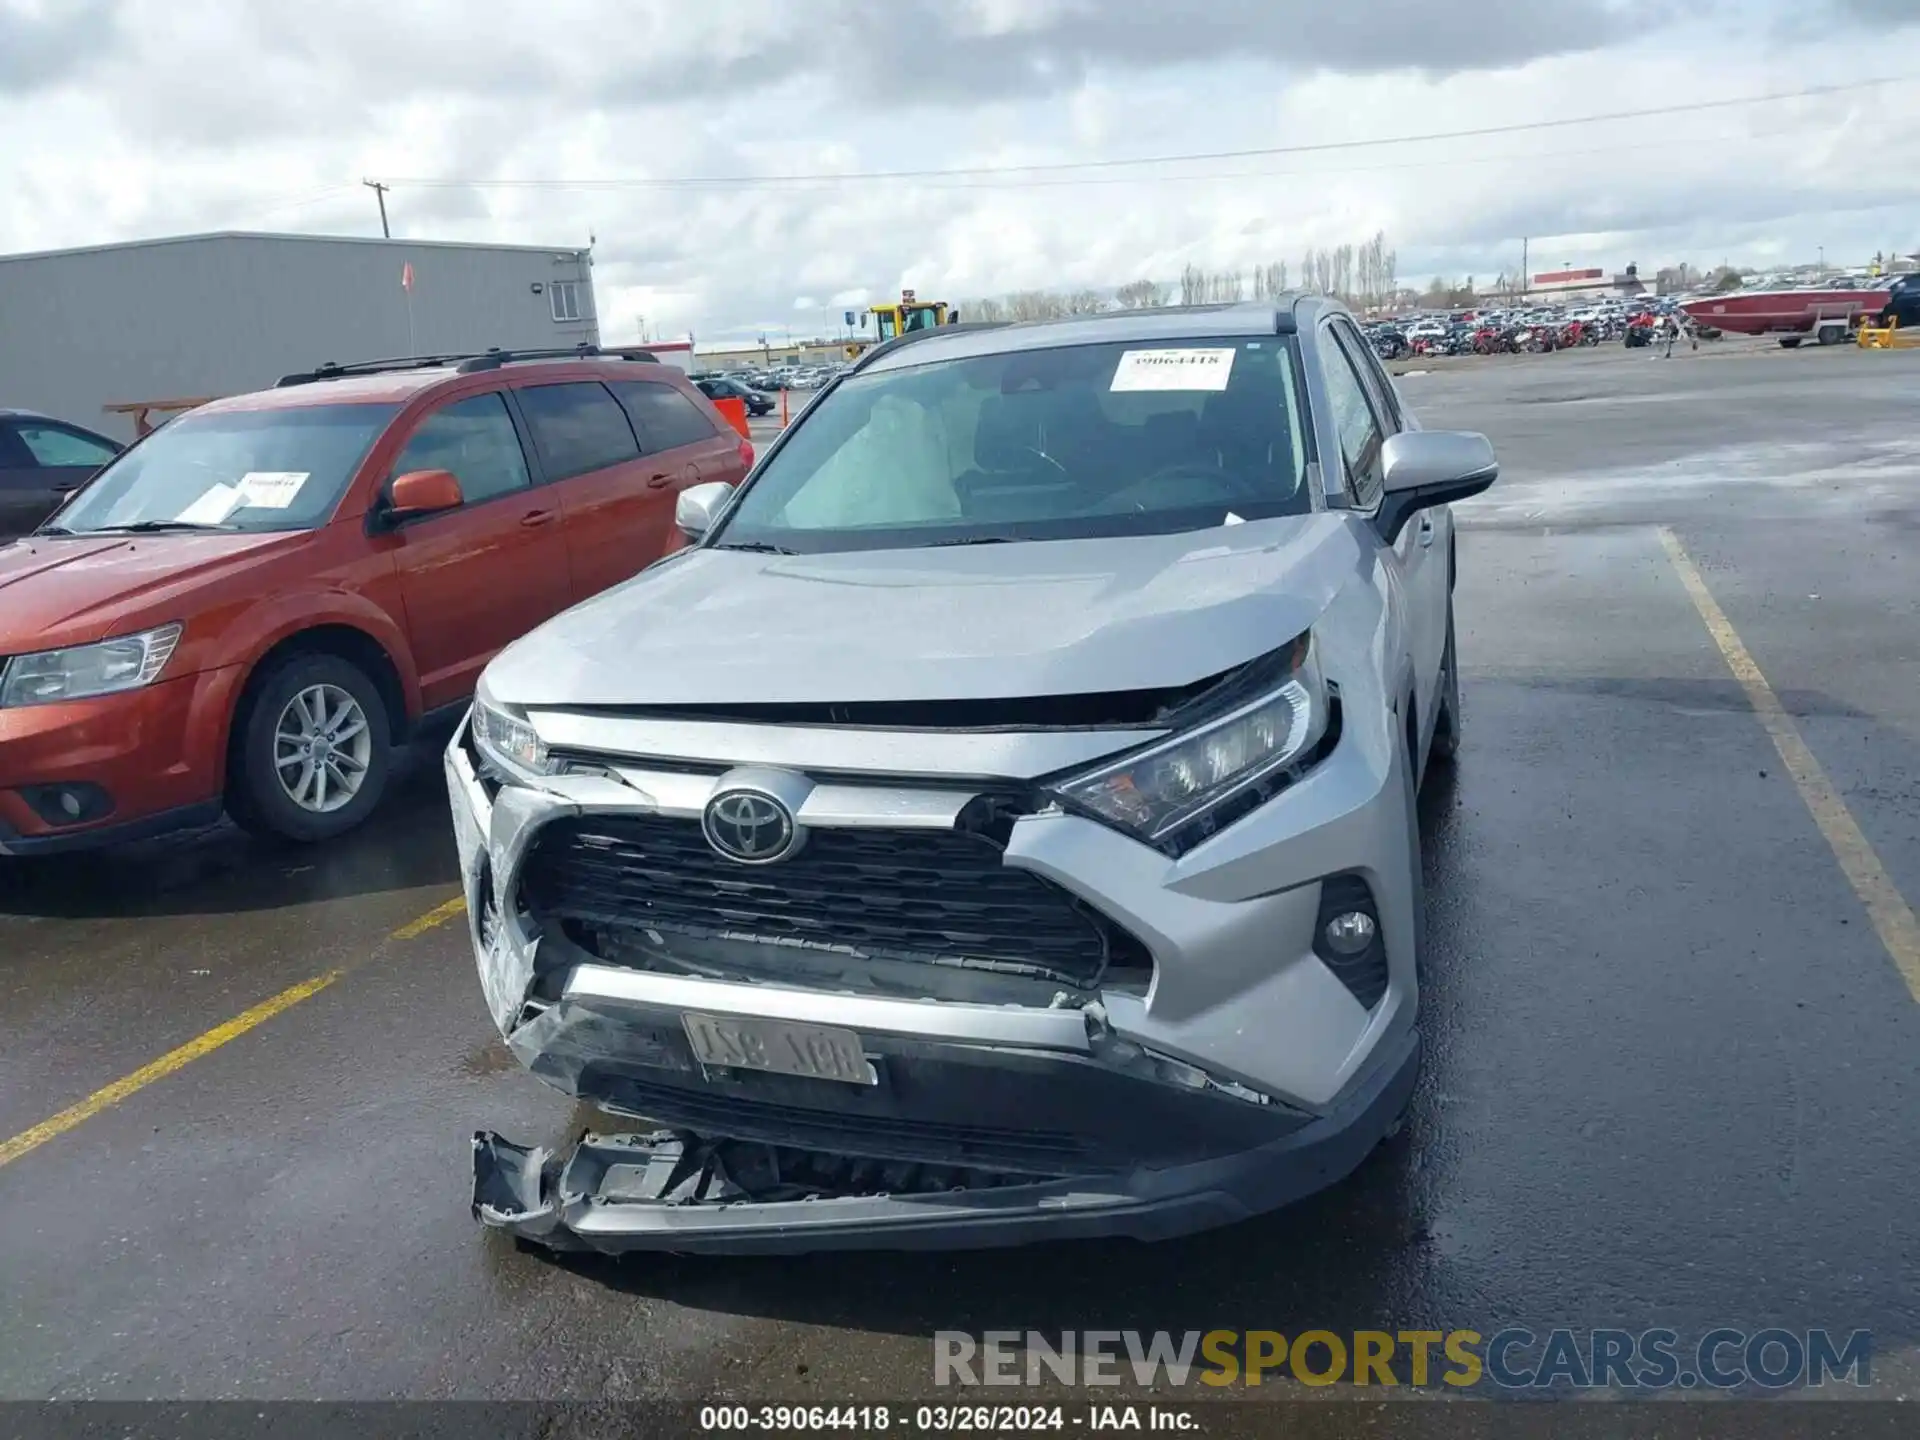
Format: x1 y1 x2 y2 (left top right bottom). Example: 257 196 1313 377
1417 515 1436 547
646 473 673 490
519 509 557 527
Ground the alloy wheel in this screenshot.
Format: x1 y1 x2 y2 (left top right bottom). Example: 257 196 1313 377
273 683 373 814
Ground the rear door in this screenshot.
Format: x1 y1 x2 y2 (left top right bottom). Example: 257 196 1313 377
381 391 574 711
0 420 121 539
510 380 655 603
547 377 743 600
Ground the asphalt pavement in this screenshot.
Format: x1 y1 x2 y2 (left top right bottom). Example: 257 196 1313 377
3 338 1918 1401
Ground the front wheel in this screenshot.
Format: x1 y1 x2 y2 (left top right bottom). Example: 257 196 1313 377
1778 336 1803 349
229 653 393 842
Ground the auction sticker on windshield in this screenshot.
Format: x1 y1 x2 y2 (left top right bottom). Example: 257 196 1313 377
1110 348 1235 392
235 471 309 509
176 483 242 525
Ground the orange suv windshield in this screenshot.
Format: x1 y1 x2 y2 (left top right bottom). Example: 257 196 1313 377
47 403 399 536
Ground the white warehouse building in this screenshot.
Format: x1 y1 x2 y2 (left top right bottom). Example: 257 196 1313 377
0 231 601 440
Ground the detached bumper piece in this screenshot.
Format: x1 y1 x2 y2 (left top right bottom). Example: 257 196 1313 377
471 1029 1418 1256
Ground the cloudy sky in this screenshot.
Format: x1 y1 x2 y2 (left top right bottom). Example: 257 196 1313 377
3 0 1917 346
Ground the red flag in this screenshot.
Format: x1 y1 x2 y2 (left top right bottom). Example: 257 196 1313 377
401 261 414 292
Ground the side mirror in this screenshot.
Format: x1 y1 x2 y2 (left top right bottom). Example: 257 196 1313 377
387 468 464 519
1374 431 1497 544
675 480 734 540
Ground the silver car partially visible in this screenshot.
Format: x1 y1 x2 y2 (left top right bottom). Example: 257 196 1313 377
451 298 1495 1253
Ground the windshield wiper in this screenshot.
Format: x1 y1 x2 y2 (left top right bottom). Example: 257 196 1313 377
716 541 798 554
93 520 237 534
923 535 1025 547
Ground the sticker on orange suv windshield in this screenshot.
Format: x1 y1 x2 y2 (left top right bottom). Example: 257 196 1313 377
235 472 310 509
1110 348 1236 393
176 483 243 525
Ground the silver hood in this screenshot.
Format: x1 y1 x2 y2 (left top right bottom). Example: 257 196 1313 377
483 514 1360 708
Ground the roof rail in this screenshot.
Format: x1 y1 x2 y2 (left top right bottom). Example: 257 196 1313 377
275 354 480 387
453 344 660 374
275 344 663 387
849 321 1009 374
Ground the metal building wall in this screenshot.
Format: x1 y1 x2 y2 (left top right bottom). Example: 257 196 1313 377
0 233 598 439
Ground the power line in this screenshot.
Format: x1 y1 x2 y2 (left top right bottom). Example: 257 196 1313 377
375 77 1897 193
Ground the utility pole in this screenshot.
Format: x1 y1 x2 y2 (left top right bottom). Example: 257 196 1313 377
1521 237 1529 299
362 180 391 239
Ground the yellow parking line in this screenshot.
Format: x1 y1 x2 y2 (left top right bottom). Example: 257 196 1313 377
1660 527 1920 1002
0 890 468 1171
391 894 468 941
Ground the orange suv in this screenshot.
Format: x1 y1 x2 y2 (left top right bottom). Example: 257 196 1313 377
0 347 751 853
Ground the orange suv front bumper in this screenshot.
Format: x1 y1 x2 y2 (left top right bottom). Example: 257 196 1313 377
0 664 245 854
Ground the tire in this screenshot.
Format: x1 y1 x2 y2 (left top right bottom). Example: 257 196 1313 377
1427 599 1461 770
1778 336 1802 349
228 652 393 843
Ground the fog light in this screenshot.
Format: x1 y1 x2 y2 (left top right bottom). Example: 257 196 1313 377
18 782 114 827
1323 910 1377 956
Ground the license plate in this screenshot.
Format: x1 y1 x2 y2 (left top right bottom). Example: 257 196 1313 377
682 1013 877 1086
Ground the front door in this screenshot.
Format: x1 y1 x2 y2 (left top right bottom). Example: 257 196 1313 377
0 420 120 540
1321 324 1448 755
380 391 574 711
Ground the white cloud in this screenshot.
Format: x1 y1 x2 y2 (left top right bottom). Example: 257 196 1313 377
2 0 1916 347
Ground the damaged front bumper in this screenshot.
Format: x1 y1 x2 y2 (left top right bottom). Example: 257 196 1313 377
448 690 1421 1253
473 1028 1416 1253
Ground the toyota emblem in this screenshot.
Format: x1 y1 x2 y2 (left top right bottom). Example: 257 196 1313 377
702 788 801 864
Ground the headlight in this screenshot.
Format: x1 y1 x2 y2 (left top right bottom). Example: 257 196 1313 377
1051 635 1331 854
472 695 558 781
0 623 183 708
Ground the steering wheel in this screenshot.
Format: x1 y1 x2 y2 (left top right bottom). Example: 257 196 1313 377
1098 460 1260 514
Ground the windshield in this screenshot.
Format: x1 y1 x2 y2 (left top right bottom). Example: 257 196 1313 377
47 403 399 536
712 335 1311 553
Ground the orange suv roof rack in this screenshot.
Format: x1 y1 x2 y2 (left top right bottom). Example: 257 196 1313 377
275 345 662 388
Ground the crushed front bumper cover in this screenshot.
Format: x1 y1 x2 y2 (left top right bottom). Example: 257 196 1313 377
473 1028 1415 1254
450 668 1424 1255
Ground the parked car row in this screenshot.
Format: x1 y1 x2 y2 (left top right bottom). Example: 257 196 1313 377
1362 295 1720 361
712 361 848 393
0 348 751 853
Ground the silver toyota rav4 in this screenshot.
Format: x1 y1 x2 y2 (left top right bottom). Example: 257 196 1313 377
451 297 1496 1254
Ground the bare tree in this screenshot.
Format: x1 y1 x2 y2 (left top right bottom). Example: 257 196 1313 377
1003 290 1068 321
1332 244 1355 300
1205 269 1244 303
967 296 1007 323
1180 264 1207 305
1115 279 1168 309
1064 288 1110 315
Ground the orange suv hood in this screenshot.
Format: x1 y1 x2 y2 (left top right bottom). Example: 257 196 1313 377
0 531 300 650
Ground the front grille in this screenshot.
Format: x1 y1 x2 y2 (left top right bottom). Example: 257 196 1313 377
519 813 1151 987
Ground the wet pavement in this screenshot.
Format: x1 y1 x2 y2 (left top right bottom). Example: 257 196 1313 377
3 339 1918 1400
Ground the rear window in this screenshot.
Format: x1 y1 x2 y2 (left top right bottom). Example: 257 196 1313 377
516 382 640 480
610 381 720 452
713 336 1311 554
48 404 398 536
